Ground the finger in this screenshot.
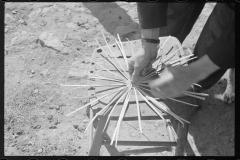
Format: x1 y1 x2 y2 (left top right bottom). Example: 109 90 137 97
131 67 142 83
128 60 134 78
140 63 152 76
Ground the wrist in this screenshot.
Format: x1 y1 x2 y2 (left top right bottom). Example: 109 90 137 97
141 28 159 39
142 42 158 61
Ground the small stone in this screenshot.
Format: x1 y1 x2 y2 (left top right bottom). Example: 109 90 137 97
16 130 24 135
11 143 16 147
12 135 18 139
49 106 54 109
12 10 18 14
49 125 57 129
31 70 35 74
83 119 88 123
78 127 84 133
73 124 79 129
28 141 34 146
55 105 61 110
37 149 43 153
7 126 11 131
54 120 60 125
33 124 41 129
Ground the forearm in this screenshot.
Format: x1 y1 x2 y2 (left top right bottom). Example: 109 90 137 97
188 54 220 82
141 28 160 39
140 28 160 61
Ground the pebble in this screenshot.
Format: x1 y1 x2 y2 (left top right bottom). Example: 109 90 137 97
49 105 54 109
31 70 35 74
73 124 79 129
12 10 18 14
28 141 34 146
16 130 24 135
49 125 57 129
12 135 18 139
37 149 43 153
82 119 88 123
11 143 16 147
33 124 41 129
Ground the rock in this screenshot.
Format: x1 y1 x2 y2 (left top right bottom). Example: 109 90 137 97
12 10 18 14
7 126 11 131
31 70 35 74
11 143 16 147
37 149 43 153
39 31 64 51
16 130 24 135
49 125 57 129
82 119 88 123
78 126 85 133
114 26 135 37
12 135 18 139
49 105 54 109
33 124 41 129
54 120 60 125
73 124 79 129
28 141 34 146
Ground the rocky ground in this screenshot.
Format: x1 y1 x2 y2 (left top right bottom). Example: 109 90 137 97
4 2 234 156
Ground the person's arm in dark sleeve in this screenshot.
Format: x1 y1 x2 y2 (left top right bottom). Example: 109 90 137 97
137 3 168 29
206 3 235 69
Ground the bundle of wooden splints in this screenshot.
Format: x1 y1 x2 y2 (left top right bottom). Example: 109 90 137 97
61 32 209 146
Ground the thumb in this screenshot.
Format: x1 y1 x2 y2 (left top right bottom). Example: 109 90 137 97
131 66 142 83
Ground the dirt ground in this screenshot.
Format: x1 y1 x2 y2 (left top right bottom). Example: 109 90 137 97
4 2 234 156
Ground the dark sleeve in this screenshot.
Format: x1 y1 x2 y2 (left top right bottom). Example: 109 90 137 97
137 3 168 29
207 3 235 69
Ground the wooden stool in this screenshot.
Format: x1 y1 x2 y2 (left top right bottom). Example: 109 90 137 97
85 38 193 156
87 106 189 156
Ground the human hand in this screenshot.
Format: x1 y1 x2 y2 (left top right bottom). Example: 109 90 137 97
149 66 196 99
149 55 220 99
128 42 158 83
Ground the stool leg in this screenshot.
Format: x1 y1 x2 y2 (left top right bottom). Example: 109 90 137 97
166 119 176 156
88 115 110 156
89 106 94 152
175 121 189 156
